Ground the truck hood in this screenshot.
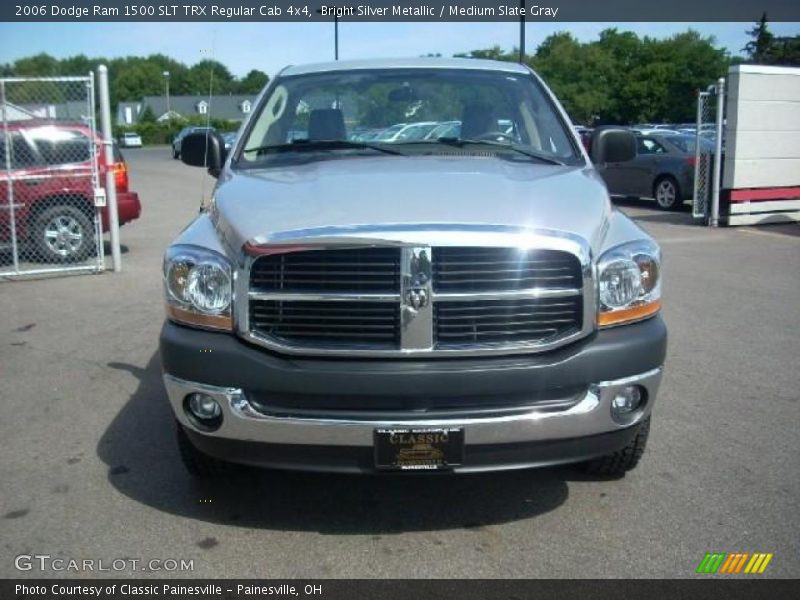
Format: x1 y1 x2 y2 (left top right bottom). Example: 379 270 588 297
212 156 612 253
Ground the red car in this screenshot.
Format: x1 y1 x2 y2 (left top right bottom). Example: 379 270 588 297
0 121 141 262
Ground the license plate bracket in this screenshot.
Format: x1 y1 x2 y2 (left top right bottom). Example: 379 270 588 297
374 427 464 471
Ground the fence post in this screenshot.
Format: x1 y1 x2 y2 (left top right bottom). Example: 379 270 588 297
711 77 725 227
1 80 21 273
97 65 121 271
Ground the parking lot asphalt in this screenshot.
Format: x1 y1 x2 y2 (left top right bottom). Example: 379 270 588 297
1 146 798 579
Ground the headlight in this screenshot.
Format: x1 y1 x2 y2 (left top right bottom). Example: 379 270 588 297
597 239 661 327
164 246 233 330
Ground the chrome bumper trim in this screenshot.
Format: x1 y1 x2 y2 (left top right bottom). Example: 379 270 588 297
164 367 662 446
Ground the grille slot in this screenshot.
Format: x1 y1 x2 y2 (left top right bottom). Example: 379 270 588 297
434 297 582 345
432 247 582 292
250 300 400 347
250 247 401 293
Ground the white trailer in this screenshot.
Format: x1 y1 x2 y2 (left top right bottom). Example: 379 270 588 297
721 64 800 225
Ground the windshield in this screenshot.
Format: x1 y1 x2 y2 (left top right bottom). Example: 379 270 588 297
237 68 580 166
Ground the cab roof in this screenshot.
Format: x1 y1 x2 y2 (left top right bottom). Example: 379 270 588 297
279 57 532 77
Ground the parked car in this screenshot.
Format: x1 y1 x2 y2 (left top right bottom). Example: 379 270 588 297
425 120 461 139
164 58 665 478
349 128 385 142
0 121 141 262
172 126 215 159
372 123 406 141
631 128 680 136
119 131 142 148
573 126 593 151
221 131 237 152
376 121 439 142
597 133 712 210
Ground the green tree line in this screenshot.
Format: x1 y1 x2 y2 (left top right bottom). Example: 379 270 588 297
458 18 797 125
2 17 795 128
458 29 733 125
0 53 269 113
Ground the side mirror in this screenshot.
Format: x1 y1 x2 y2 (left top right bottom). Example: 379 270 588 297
590 127 636 164
181 131 227 177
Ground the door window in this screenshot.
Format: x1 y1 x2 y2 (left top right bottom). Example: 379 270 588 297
637 138 666 155
0 134 40 170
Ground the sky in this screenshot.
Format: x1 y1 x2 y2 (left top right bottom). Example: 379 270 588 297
1 21 798 78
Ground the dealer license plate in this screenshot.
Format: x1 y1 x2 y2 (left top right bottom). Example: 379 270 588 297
374 427 464 471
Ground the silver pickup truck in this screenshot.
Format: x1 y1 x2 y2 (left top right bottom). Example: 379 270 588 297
161 58 666 477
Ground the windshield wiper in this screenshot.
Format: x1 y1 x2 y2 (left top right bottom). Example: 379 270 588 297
423 137 566 165
241 139 406 157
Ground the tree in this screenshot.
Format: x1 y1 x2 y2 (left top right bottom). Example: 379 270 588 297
454 46 511 61
767 36 800 66
112 59 168 105
237 69 269 94
460 27 730 124
12 53 60 76
743 13 774 63
138 105 157 123
528 33 615 125
187 60 235 95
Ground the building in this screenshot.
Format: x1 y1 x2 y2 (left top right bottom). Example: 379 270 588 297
117 94 255 125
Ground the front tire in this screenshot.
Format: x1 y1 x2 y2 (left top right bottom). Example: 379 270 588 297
32 203 95 263
173 147 180 159
653 176 682 210
176 422 228 478
582 418 650 477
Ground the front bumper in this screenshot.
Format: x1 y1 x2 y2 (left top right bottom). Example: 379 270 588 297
161 316 666 473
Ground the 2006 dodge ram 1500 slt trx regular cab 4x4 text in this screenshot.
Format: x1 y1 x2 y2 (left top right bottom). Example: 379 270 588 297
160 58 667 477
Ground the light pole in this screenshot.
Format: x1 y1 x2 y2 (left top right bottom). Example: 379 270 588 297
163 71 170 119
519 0 526 63
316 7 339 60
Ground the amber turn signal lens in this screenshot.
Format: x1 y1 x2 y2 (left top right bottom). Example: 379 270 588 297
598 299 661 327
166 304 233 331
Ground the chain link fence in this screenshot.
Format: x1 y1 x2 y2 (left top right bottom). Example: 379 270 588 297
1 75 105 278
692 84 725 223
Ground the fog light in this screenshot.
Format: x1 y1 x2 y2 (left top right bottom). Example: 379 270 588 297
611 385 644 415
187 393 221 420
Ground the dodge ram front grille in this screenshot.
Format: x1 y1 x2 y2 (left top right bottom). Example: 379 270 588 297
434 297 582 345
245 241 590 356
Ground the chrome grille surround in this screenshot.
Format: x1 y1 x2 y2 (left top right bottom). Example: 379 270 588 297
237 225 595 357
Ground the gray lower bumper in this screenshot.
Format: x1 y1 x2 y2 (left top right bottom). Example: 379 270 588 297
164 368 662 447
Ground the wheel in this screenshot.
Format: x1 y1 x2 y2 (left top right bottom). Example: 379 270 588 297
173 147 180 159
653 176 682 210
32 204 95 263
176 421 228 477
582 418 650 477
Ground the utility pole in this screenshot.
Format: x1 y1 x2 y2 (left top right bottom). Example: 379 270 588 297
316 7 339 60
519 0 526 63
